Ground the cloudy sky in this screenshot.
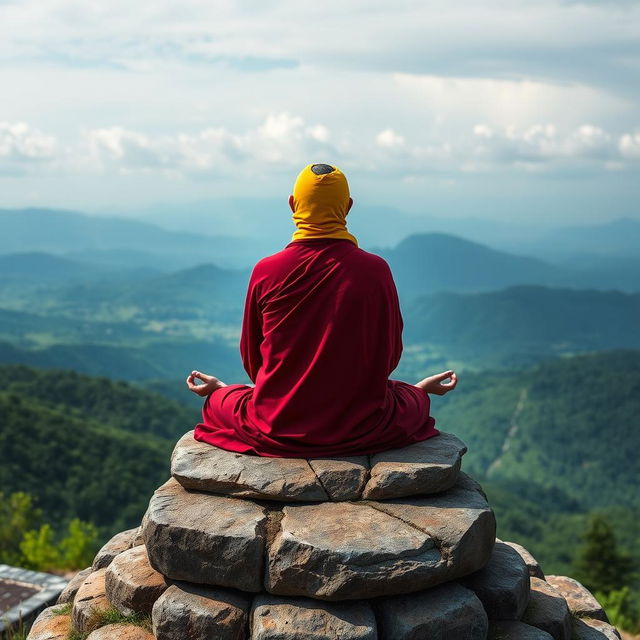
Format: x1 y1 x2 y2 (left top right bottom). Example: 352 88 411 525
1 0 639 225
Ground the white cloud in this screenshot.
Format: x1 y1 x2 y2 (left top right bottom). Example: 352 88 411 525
619 131 640 159
0 122 56 162
376 129 405 149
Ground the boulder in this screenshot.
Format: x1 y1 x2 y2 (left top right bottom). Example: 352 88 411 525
152 583 250 640
362 432 467 499
521 577 571 640
92 528 139 570
106 545 168 616
251 594 377 639
26 606 72 640
308 456 369 501
72 569 111 633
377 582 488 640
572 617 621 640
171 430 327 501
266 475 495 600
85 624 155 639
546 575 607 621
489 621 555 639
461 541 530 620
501 540 545 579
143 478 267 592
56 566 92 604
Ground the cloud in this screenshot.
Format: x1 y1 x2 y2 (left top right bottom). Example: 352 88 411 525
619 131 640 159
0 122 56 163
376 129 405 149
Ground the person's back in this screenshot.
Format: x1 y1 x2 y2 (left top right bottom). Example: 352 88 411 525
188 163 457 457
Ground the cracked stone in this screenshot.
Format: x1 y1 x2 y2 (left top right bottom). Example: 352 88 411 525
152 583 250 640
92 528 139 570
461 541 530 620
308 456 369 501
377 582 488 640
143 477 267 592
362 432 467 499
106 545 168 616
501 540 545 579
251 594 377 639
521 577 572 640
489 621 555 639
85 624 154 640
171 430 327 501
26 606 72 640
72 569 110 633
57 567 91 605
546 575 607 622
572 618 621 640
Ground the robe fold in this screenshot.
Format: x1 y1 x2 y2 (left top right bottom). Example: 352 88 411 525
194 237 439 457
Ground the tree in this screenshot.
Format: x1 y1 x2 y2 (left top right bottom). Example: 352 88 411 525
574 514 636 594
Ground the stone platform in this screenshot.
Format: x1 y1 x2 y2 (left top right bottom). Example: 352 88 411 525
27 430 622 640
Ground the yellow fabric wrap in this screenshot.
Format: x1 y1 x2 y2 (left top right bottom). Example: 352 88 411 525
291 164 358 247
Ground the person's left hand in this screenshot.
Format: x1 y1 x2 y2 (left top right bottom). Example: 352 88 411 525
186 370 225 396
417 370 458 396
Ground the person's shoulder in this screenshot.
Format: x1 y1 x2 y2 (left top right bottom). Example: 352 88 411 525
351 247 392 273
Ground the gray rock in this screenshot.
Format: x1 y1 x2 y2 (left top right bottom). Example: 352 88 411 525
85 624 154 639
92 528 139 570
72 569 110 633
251 594 377 639
547 575 608 621
171 430 328 501
266 475 495 600
105 545 168 616
26 606 72 640
308 456 369 501
572 617 621 640
377 582 488 640
152 583 250 640
56 567 91 604
501 540 545 579
461 541 530 620
489 621 555 639
143 478 267 592
521 577 571 640
362 432 467 499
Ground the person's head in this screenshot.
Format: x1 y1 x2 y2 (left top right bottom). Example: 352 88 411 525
288 163 353 217
288 163 357 246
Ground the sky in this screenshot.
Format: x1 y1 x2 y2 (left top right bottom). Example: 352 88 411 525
1 0 639 226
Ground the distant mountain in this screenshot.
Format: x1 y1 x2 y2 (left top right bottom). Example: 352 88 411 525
401 285 640 369
0 208 269 269
378 233 566 298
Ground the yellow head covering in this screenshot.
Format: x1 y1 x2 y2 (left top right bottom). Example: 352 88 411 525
290 164 358 247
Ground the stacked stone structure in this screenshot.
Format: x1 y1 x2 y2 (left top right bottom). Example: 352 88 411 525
28 430 621 639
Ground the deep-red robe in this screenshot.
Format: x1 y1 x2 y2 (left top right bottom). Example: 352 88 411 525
194 238 439 457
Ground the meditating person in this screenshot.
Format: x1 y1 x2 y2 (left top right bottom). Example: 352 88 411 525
186 163 457 458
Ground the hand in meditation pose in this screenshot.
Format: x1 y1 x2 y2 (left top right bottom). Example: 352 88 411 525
186 163 457 457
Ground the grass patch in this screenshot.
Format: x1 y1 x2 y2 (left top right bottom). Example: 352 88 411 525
83 606 152 635
52 602 72 616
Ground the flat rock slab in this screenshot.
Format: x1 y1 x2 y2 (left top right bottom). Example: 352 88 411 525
377 582 488 640
26 606 72 640
461 541 530 620
172 430 328 501
572 618 621 640
172 430 466 502
92 528 139 570
152 583 250 640
363 432 467 499
547 575 607 622
501 540 545 579
489 621 555 639
106 545 168 616
57 566 92 604
72 569 111 633
521 577 571 640
266 475 495 600
86 624 155 639
308 456 369 501
143 478 267 592
251 594 377 640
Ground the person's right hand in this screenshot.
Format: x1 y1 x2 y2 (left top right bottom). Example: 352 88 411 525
416 370 458 396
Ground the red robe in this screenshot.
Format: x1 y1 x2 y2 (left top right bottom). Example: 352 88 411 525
194 238 438 457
